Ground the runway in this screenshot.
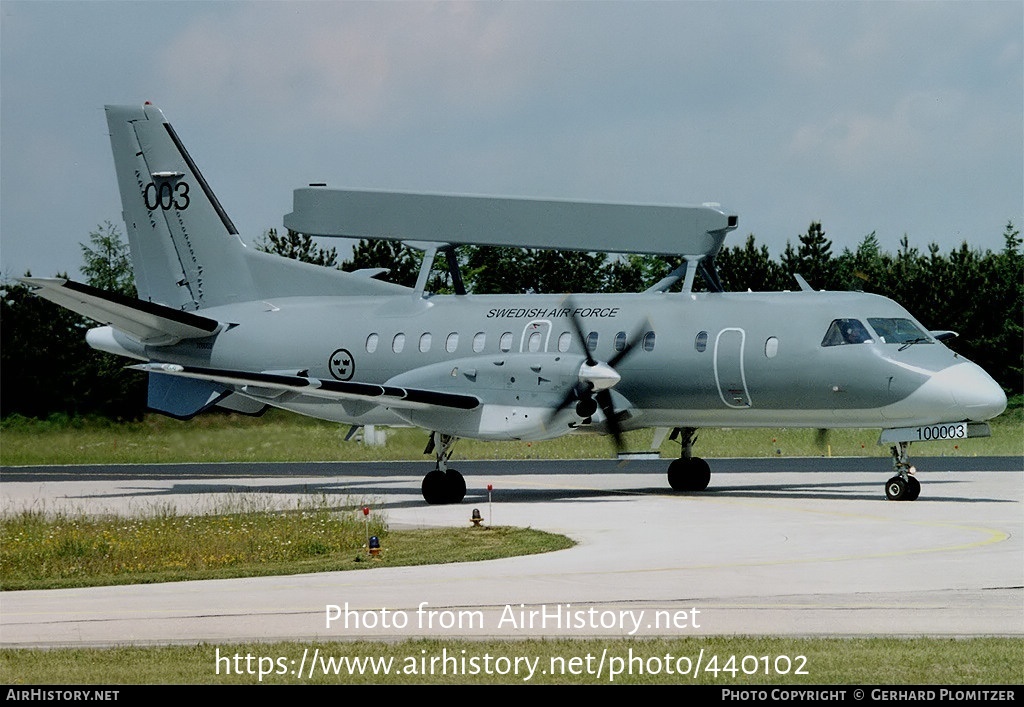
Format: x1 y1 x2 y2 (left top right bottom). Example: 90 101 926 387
1 457 1022 646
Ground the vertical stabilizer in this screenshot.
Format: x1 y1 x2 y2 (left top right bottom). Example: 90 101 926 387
106 104 257 309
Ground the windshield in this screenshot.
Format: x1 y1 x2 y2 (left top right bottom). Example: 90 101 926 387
867 318 931 345
821 319 873 347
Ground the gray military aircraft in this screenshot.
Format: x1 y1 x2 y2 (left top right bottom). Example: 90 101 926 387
23 104 1007 504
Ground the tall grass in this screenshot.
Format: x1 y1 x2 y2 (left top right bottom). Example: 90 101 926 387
0 495 386 590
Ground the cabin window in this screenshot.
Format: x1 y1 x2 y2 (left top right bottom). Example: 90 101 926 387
643 331 656 352
392 333 406 353
867 318 931 345
528 330 542 353
473 332 486 353
365 333 379 353
613 331 627 352
419 333 432 352
557 331 572 353
446 332 459 353
765 336 779 358
586 331 599 352
821 319 872 347
695 331 708 353
499 332 513 352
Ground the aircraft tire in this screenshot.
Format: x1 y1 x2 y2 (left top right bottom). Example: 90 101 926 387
904 475 921 501
422 470 449 505
667 457 711 492
884 475 908 501
446 469 467 504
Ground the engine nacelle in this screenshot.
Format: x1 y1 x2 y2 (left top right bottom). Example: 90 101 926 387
385 353 585 440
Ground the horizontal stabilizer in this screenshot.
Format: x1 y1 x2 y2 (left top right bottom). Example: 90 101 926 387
19 278 221 345
132 363 480 411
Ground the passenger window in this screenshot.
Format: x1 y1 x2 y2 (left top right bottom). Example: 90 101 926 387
392 333 406 353
557 331 572 352
365 333 379 353
643 331 656 352
499 332 513 352
613 331 627 351
528 331 542 353
821 319 873 347
586 331 599 352
419 333 432 352
765 336 779 358
446 332 459 353
695 331 708 353
473 332 486 353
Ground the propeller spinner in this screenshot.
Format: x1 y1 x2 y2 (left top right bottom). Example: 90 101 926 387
554 301 650 451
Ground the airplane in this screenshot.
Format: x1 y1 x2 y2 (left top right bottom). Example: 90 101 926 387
22 103 1008 505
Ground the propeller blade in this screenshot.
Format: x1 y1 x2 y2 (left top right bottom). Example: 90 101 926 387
596 389 625 452
565 299 598 367
607 318 652 369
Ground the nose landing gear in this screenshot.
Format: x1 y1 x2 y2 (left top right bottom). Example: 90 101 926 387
885 441 921 501
666 427 712 492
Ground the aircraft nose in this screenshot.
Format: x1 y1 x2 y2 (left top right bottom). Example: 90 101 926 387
934 361 1007 421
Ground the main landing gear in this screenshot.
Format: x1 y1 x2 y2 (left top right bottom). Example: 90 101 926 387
666 427 712 492
884 441 921 501
421 432 466 505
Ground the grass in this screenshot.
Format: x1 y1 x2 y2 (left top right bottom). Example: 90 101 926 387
1 404 1021 466
0 498 573 591
1 637 1020 684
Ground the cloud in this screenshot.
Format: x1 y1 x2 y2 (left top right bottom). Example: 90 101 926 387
158 3 537 131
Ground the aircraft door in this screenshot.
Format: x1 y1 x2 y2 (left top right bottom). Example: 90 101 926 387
520 320 552 352
714 328 752 408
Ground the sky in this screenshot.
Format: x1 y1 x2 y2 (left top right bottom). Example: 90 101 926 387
2 1 1021 282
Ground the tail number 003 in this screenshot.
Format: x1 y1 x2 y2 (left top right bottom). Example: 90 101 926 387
143 182 191 211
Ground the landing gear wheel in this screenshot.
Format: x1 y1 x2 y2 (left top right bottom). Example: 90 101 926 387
446 469 466 504
422 470 449 505
904 475 921 501
885 475 908 501
667 457 711 492
421 469 466 505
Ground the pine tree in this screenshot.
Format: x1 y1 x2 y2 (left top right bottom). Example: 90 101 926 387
256 228 338 267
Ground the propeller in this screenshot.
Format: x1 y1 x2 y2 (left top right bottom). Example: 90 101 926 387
552 301 649 451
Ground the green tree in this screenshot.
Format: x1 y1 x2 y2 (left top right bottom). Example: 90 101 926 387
256 228 339 267
1 224 147 420
782 221 836 290
79 221 136 296
342 239 422 289
716 234 789 292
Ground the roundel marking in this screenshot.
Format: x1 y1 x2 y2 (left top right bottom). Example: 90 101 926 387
328 348 355 381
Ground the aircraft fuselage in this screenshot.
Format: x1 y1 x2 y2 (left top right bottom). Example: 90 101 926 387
124 288 1004 442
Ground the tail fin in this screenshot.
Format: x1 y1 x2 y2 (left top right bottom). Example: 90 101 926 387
106 104 258 309
107 104 412 308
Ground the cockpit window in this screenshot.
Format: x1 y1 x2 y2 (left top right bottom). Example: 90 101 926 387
821 319 873 347
868 318 931 345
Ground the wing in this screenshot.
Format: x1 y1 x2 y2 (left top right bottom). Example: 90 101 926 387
132 363 480 411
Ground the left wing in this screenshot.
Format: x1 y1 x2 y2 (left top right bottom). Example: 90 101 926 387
132 363 481 411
